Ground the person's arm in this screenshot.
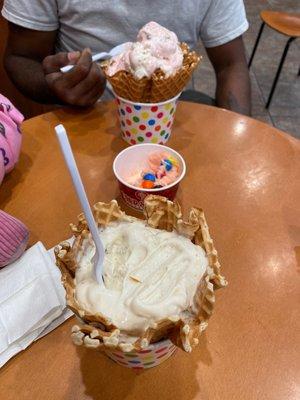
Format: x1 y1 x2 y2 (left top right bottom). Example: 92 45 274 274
206 36 251 116
4 22 106 106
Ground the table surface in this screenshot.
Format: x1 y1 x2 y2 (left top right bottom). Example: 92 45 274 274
0 101 299 400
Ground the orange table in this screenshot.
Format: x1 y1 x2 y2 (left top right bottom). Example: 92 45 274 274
0 102 299 400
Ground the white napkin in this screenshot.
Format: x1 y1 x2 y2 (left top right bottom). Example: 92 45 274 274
0 242 73 367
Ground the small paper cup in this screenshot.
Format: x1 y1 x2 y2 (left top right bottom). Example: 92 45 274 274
104 339 177 370
113 143 186 211
115 93 181 145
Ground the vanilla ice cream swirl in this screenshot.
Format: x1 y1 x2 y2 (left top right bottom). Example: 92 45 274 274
74 220 208 335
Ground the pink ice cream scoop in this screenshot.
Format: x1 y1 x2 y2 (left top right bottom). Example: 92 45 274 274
106 21 183 79
126 151 180 189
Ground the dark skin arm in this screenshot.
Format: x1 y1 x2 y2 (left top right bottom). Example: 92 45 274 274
206 36 251 116
4 23 250 112
4 22 106 106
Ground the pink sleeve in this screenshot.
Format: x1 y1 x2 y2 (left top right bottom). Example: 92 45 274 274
0 153 4 186
0 94 24 175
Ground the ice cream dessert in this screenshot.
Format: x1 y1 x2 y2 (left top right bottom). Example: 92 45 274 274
55 196 226 353
75 220 207 336
106 22 184 79
126 151 180 189
101 22 200 103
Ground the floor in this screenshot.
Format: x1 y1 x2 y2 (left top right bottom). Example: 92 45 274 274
194 0 300 139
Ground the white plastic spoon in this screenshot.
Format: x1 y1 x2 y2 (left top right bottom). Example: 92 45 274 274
60 42 129 73
55 124 104 284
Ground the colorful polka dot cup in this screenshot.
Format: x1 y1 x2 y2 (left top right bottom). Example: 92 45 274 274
113 143 186 211
116 93 181 145
104 339 177 370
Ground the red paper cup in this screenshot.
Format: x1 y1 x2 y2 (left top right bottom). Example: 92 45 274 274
115 93 181 146
113 143 186 211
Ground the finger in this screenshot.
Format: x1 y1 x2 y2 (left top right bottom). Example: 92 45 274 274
44 49 92 86
72 63 105 97
68 51 81 64
76 48 93 66
62 48 93 88
76 81 106 107
43 51 80 74
46 61 106 106
58 63 104 106
67 70 105 107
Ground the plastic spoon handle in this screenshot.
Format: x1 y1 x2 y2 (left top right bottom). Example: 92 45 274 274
61 52 109 73
55 124 104 283
60 42 129 73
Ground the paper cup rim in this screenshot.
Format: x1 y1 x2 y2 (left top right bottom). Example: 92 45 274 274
115 92 181 107
113 143 186 193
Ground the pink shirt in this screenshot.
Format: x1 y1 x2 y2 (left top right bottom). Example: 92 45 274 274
0 94 24 184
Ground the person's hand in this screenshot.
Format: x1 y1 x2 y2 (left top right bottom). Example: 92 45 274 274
42 48 106 107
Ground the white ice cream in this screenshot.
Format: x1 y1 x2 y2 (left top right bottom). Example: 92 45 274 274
75 220 207 335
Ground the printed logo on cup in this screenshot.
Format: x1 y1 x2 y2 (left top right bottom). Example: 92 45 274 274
121 191 146 211
119 182 180 211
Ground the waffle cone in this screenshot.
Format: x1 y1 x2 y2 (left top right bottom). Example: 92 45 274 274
55 196 226 353
101 43 201 103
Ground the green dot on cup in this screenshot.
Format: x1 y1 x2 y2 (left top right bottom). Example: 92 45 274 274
137 136 144 142
160 130 166 136
133 116 140 123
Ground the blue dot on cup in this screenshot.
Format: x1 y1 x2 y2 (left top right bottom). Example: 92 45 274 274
165 133 169 140
148 119 155 126
120 109 125 115
134 105 142 110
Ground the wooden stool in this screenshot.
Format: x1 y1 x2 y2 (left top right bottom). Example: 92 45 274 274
248 11 300 109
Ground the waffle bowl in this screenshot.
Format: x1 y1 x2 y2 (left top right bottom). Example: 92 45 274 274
55 195 226 356
101 43 201 103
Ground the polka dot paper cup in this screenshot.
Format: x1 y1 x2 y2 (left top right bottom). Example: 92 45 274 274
113 143 186 211
104 339 177 370
116 93 181 145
